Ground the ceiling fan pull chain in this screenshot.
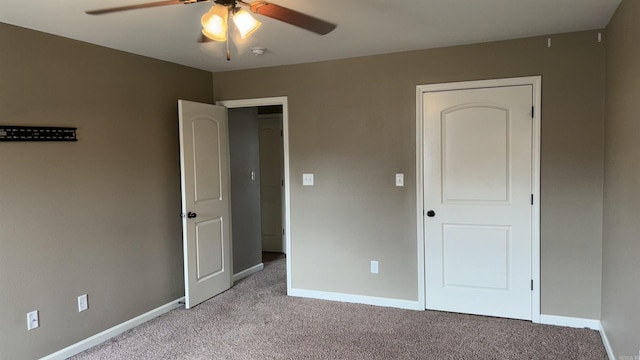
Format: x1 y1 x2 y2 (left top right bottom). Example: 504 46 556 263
226 30 231 61
225 3 235 61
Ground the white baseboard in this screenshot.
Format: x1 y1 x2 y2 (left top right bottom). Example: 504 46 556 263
539 316 615 360
538 314 600 330
233 263 264 283
40 297 184 360
288 288 423 310
599 322 616 360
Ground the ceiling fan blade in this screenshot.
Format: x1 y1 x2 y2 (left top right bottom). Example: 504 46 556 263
249 2 336 35
86 0 190 15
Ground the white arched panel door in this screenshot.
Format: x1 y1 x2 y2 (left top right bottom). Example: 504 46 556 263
179 100 232 309
423 85 533 320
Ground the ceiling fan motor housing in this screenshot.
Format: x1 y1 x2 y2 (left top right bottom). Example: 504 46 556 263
214 0 237 7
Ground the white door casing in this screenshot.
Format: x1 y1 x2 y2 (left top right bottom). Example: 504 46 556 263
417 77 541 321
179 100 232 309
216 97 292 290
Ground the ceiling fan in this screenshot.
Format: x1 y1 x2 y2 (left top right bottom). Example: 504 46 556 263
86 0 337 60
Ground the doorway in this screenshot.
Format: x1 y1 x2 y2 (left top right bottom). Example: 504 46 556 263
256 108 285 253
219 97 291 289
416 77 541 322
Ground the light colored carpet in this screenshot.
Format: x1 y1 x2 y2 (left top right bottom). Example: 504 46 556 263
71 256 607 359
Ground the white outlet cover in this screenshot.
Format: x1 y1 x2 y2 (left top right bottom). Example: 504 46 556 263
302 173 314 186
395 173 404 187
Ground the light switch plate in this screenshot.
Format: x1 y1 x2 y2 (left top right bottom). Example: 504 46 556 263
395 173 404 187
27 310 39 331
302 173 314 186
370 260 379 274
78 294 88 312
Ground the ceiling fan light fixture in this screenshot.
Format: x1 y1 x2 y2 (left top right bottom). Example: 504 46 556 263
201 4 228 41
233 8 262 39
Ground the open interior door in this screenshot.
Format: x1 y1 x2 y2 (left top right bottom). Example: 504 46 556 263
179 100 232 309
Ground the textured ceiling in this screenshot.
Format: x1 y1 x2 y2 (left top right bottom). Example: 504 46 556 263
0 0 621 72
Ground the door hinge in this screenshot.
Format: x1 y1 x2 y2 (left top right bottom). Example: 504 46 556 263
531 106 535 118
531 194 534 205
283 228 285 235
531 279 534 291
281 179 284 186
280 130 283 137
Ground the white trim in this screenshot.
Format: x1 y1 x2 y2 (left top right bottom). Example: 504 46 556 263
217 97 286 108
215 97 292 296
40 297 184 360
538 314 600 330
417 77 539 92
530 76 542 323
599 322 616 360
540 315 614 359
415 86 426 309
233 263 264 283
289 288 423 310
416 76 542 321
177 101 191 309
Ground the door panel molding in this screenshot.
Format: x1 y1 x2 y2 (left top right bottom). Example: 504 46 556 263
416 76 541 322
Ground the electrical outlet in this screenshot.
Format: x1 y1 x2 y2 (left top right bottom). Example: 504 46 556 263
395 173 404 187
78 294 88 312
370 260 379 274
27 310 39 331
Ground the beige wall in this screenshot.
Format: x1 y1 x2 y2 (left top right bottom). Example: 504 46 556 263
602 0 640 357
0 23 213 359
213 30 606 317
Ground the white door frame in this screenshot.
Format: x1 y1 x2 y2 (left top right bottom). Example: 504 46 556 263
415 76 542 322
216 97 292 293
